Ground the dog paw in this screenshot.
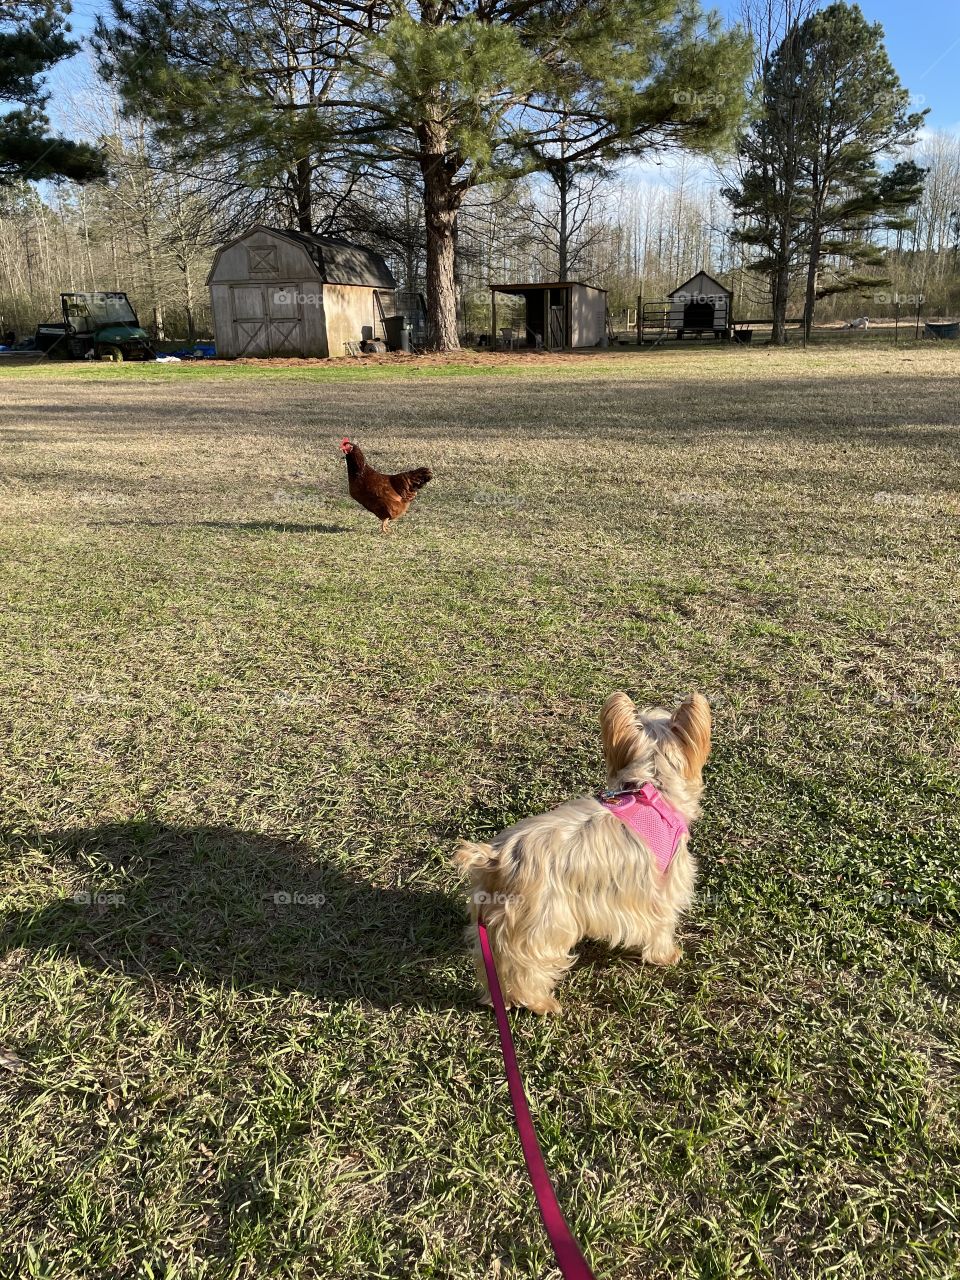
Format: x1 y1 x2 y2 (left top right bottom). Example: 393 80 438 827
525 995 561 1015
644 945 681 967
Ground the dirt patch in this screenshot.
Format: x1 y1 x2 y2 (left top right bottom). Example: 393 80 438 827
210 348 619 370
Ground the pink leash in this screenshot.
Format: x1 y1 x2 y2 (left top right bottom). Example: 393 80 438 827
477 922 598 1279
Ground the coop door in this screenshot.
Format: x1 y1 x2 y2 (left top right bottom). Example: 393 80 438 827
549 305 566 349
683 300 715 331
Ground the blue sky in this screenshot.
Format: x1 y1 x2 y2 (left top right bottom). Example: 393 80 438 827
714 0 960 132
52 0 960 134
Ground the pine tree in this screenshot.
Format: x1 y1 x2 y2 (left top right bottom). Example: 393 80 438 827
0 1 106 185
723 2 925 343
795 4 925 337
98 0 752 350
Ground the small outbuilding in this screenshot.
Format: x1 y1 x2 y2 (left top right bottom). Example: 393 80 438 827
666 272 732 338
489 281 607 350
206 226 397 358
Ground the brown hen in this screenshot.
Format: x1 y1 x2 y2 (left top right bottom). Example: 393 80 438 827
339 439 432 533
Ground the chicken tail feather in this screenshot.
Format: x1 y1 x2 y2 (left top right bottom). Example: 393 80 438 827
403 466 432 492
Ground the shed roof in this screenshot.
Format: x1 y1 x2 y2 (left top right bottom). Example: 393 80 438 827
668 271 731 299
206 225 396 289
490 280 607 294
272 229 396 289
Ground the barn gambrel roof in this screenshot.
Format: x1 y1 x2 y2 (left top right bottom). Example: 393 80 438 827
270 229 396 289
206 225 396 289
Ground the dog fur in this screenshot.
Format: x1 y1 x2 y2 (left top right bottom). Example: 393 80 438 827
453 691 711 1014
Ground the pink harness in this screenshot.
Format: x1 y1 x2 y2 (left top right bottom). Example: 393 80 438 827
599 781 688 874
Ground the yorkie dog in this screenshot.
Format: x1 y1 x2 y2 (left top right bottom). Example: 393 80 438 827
454 691 711 1013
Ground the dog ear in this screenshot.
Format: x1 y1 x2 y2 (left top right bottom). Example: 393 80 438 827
670 693 712 778
600 692 640 775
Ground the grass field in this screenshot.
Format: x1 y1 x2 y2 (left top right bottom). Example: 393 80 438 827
0 344 958 1280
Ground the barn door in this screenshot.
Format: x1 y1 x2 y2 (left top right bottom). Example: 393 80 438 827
230 284 305 356
266 284 304 355
231 286 270 356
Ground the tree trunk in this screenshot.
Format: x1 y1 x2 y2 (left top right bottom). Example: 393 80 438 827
419 145 462 351
557 165 569 280
771 251 791 345
295 158 313 233
183 257 196 343
803 223 821 340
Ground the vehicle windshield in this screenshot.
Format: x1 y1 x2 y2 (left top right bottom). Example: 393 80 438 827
63 293 138 333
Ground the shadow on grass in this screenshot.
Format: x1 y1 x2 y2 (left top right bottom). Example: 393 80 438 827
2 821 466 1009
62 519 354 534
195 521 352 534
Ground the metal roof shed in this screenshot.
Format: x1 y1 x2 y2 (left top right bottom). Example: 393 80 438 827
490 281 607 350
206 225 397 358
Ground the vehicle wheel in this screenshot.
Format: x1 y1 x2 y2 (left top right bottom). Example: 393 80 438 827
97 344 124 363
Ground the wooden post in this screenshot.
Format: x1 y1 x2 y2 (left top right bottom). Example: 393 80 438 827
894 297 900 345
491 288 497 350
638 288 643 345
915 295 923 340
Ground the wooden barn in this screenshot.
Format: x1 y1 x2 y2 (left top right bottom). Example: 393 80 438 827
490 281 607 350
666 272 732 338
206 226 396 359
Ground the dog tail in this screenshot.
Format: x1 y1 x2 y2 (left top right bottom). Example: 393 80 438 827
453 840 500 871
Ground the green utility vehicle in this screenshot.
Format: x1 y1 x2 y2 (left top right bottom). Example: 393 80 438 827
35 292 156 361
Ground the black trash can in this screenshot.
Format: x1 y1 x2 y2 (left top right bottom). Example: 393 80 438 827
383 315 412 353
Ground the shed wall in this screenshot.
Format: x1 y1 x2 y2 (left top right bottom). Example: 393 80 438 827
571 286 606 347
322 283 392 356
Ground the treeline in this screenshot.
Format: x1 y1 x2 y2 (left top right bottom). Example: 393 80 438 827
2 0 960 345
4 126 959 343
